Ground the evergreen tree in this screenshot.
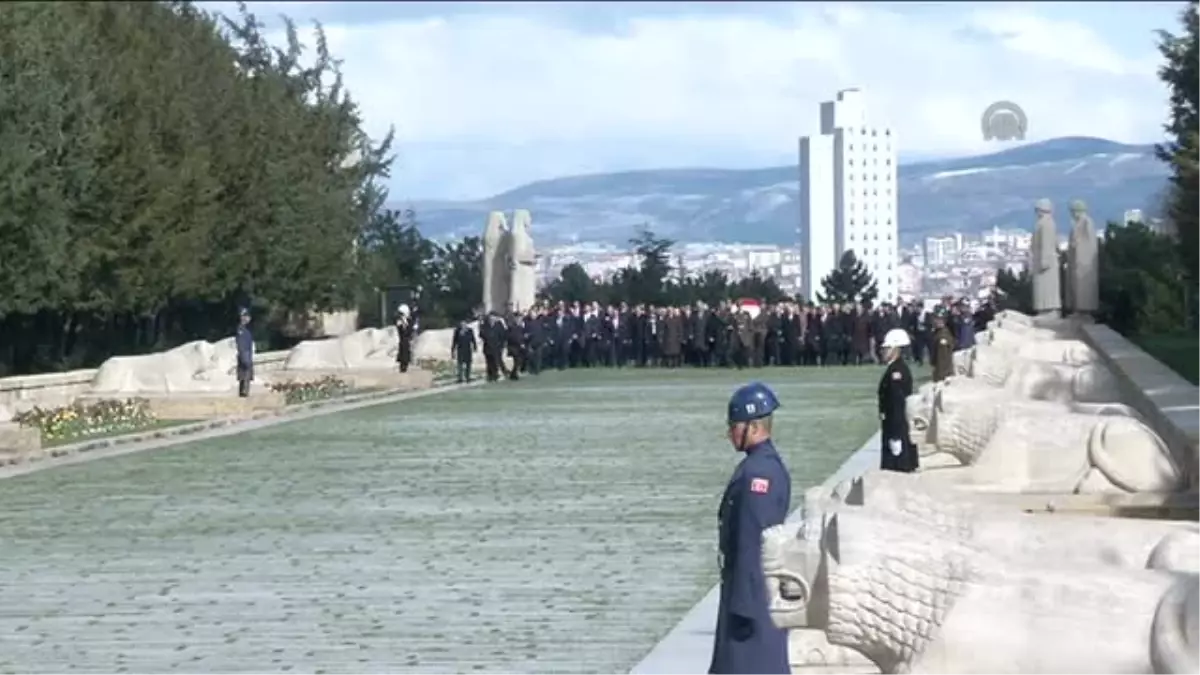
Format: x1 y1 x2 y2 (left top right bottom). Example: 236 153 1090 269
993 268 1033 314
1156 0 1199 289
816 250 878 306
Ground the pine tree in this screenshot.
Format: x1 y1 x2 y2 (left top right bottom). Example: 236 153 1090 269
1155 0 1199 289
817 250 879 306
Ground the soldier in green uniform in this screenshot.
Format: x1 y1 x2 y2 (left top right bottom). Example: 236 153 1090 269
931 309 956 382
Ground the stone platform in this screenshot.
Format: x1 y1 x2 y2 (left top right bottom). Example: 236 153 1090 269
0 424 43 465
272 367 434 392
76 391 286 420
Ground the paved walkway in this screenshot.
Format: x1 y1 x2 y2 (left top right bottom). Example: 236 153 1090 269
629 432 881 675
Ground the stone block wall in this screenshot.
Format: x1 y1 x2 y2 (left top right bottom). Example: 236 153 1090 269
1080 323 1200 490
0 350 291 411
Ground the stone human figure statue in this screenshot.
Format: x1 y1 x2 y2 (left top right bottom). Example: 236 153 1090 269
1030 198 1062 316
1068 199 1100 317
506 210 538 313
482 212 511 314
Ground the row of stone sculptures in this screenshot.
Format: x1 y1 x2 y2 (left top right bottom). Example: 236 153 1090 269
761 309 1197 673
73 327 417 399
1032 198 1099 316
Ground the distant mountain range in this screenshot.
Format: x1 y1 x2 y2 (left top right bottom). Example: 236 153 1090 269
404 137 1170 247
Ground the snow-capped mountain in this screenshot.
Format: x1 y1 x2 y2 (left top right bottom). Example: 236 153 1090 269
405 137 1170 246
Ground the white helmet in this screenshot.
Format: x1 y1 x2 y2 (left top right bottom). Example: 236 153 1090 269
882 328 911 348
397 304 411 316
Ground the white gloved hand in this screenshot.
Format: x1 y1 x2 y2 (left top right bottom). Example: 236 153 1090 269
887 438 903 457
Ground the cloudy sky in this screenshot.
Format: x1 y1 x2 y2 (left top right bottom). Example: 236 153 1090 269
200 1 1184 201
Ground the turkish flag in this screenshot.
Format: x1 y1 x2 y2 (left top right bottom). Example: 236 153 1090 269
736 298 762 319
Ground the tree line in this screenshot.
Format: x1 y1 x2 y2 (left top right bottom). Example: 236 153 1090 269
0 1 480 376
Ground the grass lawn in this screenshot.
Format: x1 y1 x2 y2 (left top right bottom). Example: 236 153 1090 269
0 366 883 674
1133 333 1199 384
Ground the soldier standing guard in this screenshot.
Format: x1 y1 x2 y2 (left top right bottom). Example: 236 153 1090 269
395 304 415 373
710 381 792 675
235 307 254 398
931 310 956 382
877 329 918 473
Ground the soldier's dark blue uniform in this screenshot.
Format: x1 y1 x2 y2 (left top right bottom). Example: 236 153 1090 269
235 307 254 398
710 382 792 675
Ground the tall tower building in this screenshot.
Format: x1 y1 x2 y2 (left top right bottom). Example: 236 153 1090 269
798 89 899 304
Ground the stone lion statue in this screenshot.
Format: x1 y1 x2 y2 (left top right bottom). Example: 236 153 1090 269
90 338 241 395
283 327 397 370
761 503 1198 674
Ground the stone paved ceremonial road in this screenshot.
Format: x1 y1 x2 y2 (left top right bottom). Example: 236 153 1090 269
0 368 881 674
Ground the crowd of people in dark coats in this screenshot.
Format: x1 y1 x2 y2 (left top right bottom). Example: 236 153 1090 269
446 296 997 383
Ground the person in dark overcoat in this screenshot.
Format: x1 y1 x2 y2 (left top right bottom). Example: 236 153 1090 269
877 328 918 473
235 307 254 398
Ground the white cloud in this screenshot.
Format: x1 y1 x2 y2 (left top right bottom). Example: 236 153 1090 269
213 2 1174 198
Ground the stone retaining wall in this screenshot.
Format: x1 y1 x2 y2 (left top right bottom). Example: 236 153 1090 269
1079 323 1200 490
0 350 291 410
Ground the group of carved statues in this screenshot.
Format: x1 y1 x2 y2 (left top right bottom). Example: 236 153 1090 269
760 308 1198 673
482 209 538 314
18 326 423 405
1031 198 1099 316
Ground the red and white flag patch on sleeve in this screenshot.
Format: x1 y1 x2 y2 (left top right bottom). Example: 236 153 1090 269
750 478 770 494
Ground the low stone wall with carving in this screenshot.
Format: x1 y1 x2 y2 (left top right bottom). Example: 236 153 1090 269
0 350 291 411
1080 323 1200 490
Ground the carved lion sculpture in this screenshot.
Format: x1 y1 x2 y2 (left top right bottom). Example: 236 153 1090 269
830 470 1200 572
906 361 1123 451
920 391 1143 468
764 506 1198 674
90 339 240 394
928 405 1184 494
283 327 397 370
961 341 1099 381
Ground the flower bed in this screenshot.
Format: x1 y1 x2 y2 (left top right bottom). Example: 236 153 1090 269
269 375 352 405
14 398 157 443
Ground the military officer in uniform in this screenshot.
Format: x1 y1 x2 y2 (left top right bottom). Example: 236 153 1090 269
877 328 918 473
931 309 956 382
234 307 254 398
710 381 792 675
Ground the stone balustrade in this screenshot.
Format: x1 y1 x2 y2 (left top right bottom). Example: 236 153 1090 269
1079 323 1200 490
0 350 292 411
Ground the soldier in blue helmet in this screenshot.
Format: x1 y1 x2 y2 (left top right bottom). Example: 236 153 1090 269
709 381 793 675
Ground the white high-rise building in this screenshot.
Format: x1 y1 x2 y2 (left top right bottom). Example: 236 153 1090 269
798 89 899 304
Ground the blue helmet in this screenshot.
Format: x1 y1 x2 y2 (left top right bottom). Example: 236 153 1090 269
727 381 781 424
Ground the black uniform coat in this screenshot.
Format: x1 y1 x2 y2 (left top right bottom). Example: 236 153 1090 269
235 324 254 381
878 358 918 473
709 440 792 675
451 325 477 361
